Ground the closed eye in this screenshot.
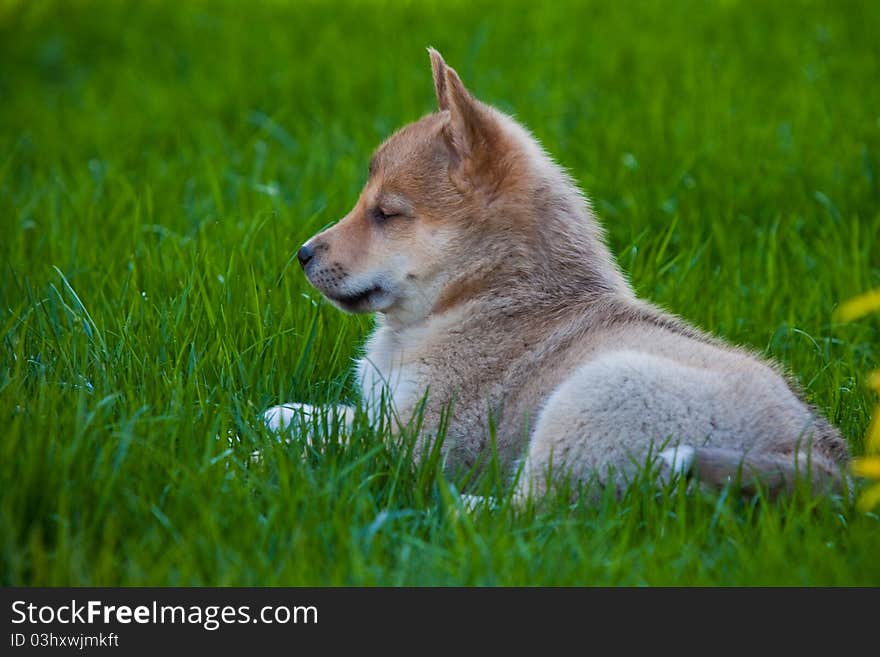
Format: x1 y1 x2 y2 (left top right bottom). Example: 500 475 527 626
372 207 402 222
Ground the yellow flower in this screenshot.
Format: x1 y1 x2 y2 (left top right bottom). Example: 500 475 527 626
857 482 880 513
852 455 880 479
852 401 880 511
835 289 880 322
868 406 880 452
869 370 880 394
854 409 880 511
838 287 880 510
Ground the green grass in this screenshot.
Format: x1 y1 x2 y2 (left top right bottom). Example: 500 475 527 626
2 0 880 585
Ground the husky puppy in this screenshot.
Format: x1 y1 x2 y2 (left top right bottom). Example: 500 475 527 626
265 49 848 499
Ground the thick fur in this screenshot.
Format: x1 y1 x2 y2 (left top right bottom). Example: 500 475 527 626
266 49 849 499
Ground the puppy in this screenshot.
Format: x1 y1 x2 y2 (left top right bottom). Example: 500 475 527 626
265 49 848 501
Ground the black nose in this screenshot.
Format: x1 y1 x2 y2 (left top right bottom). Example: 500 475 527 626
297 243 315 268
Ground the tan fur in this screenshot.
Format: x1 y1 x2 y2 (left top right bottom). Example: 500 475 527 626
266 49 849 499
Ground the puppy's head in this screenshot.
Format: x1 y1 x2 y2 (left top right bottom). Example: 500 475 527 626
298 49 520 325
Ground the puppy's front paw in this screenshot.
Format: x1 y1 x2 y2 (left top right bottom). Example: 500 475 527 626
262 403 319 432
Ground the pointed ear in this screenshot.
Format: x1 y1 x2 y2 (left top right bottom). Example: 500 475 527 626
428 47 449 111
441 64 504 186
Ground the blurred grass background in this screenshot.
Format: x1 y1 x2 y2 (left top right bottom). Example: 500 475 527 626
1 0 879 585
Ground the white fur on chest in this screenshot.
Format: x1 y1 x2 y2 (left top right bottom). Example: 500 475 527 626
356 324 424 423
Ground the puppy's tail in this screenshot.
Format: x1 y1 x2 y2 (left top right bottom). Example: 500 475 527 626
658 445 849 497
